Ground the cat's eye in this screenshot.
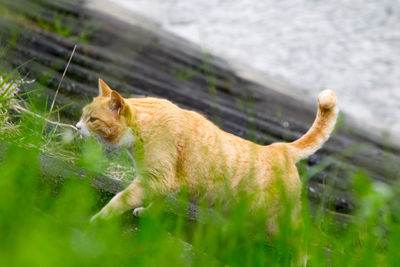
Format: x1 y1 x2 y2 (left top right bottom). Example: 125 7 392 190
88 117 98 123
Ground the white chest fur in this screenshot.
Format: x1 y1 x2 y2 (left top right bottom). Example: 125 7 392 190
114 128 135 148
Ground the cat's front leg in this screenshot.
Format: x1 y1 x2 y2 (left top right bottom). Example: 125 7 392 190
91 179 144 222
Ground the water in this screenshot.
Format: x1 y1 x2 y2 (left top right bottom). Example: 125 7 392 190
103 0 400 144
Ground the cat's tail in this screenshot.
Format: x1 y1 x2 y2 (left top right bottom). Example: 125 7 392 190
289 89 338 162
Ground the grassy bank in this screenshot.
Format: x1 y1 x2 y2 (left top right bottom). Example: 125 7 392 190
0 65 400 267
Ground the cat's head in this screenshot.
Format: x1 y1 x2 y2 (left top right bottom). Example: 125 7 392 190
76 78 134 148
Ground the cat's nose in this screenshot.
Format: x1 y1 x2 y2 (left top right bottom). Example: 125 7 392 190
76 121 82 131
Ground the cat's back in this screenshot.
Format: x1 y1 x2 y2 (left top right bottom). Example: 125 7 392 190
127 97 179 112
127 97 253 147
129 97 213 126
127 97 191 136
127 97 183 121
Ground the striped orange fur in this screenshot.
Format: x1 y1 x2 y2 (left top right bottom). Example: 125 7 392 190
77 79 338 233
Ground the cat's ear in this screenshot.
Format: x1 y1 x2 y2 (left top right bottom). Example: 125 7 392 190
110 90 125 114
98 78 112 97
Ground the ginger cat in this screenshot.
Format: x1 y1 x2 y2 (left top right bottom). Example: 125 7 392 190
77 79 338 232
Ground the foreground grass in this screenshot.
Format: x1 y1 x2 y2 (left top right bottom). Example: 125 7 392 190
0 71 400 267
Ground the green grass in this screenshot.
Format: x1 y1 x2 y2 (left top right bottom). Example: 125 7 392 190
36 11 95 44
0 4 94 44
0 68 400 267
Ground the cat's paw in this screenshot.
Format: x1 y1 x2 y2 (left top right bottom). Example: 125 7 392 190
133 207 146 217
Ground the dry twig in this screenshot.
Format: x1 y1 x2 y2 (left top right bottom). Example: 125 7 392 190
49 44 77 113
13 104 77 130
